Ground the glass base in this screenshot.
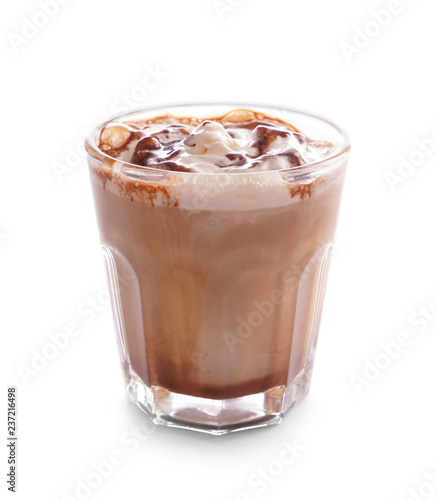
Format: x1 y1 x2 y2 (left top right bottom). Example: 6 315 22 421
124 360 313 435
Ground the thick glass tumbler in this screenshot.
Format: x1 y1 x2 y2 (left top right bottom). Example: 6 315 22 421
85 103 350 434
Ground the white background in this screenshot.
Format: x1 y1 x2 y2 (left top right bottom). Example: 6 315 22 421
2 0 436 499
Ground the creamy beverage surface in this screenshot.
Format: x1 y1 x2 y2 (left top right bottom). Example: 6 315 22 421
97 109 335 173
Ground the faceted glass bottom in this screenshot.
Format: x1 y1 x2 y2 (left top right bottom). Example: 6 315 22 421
124 358 313 435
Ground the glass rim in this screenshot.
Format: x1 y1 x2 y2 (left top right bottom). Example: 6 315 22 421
84 101 351 176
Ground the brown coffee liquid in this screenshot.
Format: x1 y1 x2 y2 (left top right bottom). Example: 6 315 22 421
89 110 344 399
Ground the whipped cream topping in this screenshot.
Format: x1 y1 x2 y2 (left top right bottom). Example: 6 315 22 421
98 110 334 173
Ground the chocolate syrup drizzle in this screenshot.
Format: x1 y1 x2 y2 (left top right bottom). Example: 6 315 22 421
99 110 328 173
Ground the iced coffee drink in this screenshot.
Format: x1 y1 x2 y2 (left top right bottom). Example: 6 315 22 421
85 104 350 434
